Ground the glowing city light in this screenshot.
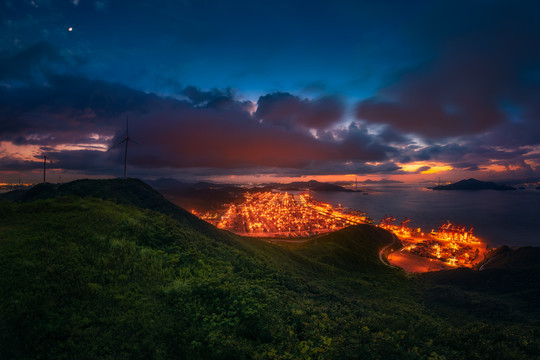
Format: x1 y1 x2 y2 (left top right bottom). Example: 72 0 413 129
194 191 487 270
378 216 487 268
196 191 372 237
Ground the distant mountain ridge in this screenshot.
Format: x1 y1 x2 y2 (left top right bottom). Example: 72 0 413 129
261 180 358 192
433 178 516 191
145 178 357 192
140 178 358 212
144 178 230 190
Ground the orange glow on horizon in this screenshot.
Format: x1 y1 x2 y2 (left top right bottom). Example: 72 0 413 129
420 165 454 174
399 161 453 174
0 141 42 161
0 140 109 161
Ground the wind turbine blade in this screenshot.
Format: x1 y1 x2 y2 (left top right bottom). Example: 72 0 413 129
127 138 139 144
108 139 127 151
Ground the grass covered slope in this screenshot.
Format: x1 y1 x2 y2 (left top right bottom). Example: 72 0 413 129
0 197 295 359
294 225 394 273
421 245 540 323
16 178 202 222
8 178 230 240
1 180 539 359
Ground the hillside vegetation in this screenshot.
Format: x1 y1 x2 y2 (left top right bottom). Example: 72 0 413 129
0 179 539 359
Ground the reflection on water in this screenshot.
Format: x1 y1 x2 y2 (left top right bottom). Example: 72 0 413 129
311 185 540 247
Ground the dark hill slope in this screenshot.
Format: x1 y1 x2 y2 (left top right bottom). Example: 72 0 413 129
478 245 540 271
0 197 294 359
294 225 394 273
18 178 195 217
15 178 230 241
0 189 27 202
422 246 540 292
420 246 540 323
1 184 539 359
233 225 398 286
0 196 416 360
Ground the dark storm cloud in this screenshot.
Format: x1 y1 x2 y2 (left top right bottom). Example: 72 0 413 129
205 161 404 177
127 109 392 171
0 71 168 146
0 42 61 81
330 123 398 162
0 57 394 175
44 149 118 173
420 143 530 164
355 2 540 141
0 157 42 172
452 163 482 171
181 86 234 107
477 88 540 149
129 106 331 169
255 92 344 130
0 40 88 82
3 2 540 182
376 125 411 145
416 166 430 173
408 143 468 162
0 149 118 177
355 47 509 138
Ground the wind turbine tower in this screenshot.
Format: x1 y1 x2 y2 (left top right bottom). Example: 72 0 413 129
43 155 47 184
109 116 138 178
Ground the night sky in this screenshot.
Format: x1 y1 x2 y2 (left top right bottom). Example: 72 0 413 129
1 0 540 184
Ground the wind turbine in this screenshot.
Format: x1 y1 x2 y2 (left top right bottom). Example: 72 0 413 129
109 116 138 178
43 155 47 184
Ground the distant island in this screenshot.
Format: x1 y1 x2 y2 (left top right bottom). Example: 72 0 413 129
433 178 516 191
138 178 359 213
145 178 357 193
263 180 359 192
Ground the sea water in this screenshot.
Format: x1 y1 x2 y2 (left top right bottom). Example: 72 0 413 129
311 185 540 247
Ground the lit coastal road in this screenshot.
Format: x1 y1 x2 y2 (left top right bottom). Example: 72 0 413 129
379 233 400 269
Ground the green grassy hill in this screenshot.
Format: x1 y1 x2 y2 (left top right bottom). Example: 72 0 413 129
1 179 539 359
5 178 227 240
0 189 27 202
17 178 204 224
294 225 394 273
